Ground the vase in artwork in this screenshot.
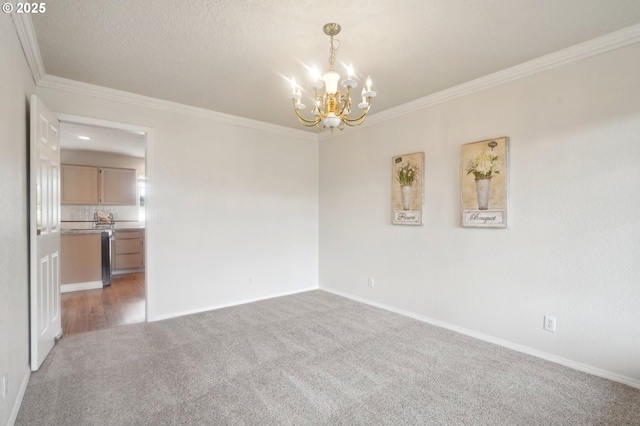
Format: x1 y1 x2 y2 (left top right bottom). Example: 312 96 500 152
474 177 492 210
401 185 412 210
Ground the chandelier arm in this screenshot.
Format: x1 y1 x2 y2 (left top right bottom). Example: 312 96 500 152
341 116 367 127
292 102 322 127
344 96 374 122
341 108 369 123
296 114 322 126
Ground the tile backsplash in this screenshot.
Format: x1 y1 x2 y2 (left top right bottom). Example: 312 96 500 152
62 205 139 222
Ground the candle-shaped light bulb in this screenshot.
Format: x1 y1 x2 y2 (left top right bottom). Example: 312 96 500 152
366 76 372 92
347 64 354 80
361 87 366 103
290 77 296 93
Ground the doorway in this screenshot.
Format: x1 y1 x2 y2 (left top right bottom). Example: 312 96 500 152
57 115 151 336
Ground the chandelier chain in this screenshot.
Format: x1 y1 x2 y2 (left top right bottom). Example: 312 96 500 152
328 36 340 71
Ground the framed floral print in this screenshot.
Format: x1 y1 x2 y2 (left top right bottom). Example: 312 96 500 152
461 137 509 228
392 152 424 225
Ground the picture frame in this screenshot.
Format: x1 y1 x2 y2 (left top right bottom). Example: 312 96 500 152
461 137 509 228
392 152 424 225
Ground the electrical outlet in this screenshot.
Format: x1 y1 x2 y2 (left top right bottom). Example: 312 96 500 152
368 277 375 288
544 315 556 332
1 372 7 398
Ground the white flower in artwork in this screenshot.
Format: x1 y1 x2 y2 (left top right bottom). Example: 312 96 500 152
475 160 492 175
395 162 419 186
466 151 501 179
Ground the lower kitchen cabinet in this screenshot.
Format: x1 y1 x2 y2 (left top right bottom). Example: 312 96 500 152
61 233 102 284
112 229 145 273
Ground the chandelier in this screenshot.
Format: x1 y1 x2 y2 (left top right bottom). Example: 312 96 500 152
288 23 376 131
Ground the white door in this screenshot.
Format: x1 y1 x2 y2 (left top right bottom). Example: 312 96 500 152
29 95 62 371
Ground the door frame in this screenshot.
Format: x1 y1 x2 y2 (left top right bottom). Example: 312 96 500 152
54 113 154 321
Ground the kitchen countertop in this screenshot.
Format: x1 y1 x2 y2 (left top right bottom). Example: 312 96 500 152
62 229 110 235
61 222 145 234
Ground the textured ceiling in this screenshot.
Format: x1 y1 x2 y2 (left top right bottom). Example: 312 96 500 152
31 0 640 131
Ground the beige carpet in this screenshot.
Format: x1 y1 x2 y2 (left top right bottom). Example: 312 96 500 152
16 290 640 425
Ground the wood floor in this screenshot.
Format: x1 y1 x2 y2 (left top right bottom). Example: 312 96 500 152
61 273 145 336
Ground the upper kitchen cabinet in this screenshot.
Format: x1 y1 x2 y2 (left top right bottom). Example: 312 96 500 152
61 164 137 206
99 167 137 205
61 164 99 204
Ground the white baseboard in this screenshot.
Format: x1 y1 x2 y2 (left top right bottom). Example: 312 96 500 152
149 286 319 322
6 366 30 426
61 281 102 293
321 286 640 390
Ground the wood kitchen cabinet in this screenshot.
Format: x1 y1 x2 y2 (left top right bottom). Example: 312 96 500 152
99 167 137 205
61 165 100 204
61 164 137 206
61 233 102 284
112 229 145 272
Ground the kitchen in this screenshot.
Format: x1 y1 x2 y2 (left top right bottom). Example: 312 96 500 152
59 122 146 335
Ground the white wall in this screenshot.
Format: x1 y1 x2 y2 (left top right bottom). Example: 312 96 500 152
36 87 319 321
319 43 640 384
0 13 35 426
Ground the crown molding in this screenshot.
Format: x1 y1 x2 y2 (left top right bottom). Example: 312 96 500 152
38 75 317 141
10 13 45 83
320 23 640 141
14 12 639 143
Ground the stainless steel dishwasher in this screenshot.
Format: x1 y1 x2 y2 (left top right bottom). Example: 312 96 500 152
100 230 112 286
94 212 114 286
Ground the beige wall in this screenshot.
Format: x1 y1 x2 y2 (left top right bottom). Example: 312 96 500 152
36 85 320 323
0 13 35 425
319 42 640 385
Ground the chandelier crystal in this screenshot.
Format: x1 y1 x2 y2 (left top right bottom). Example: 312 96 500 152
288 23 376 131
